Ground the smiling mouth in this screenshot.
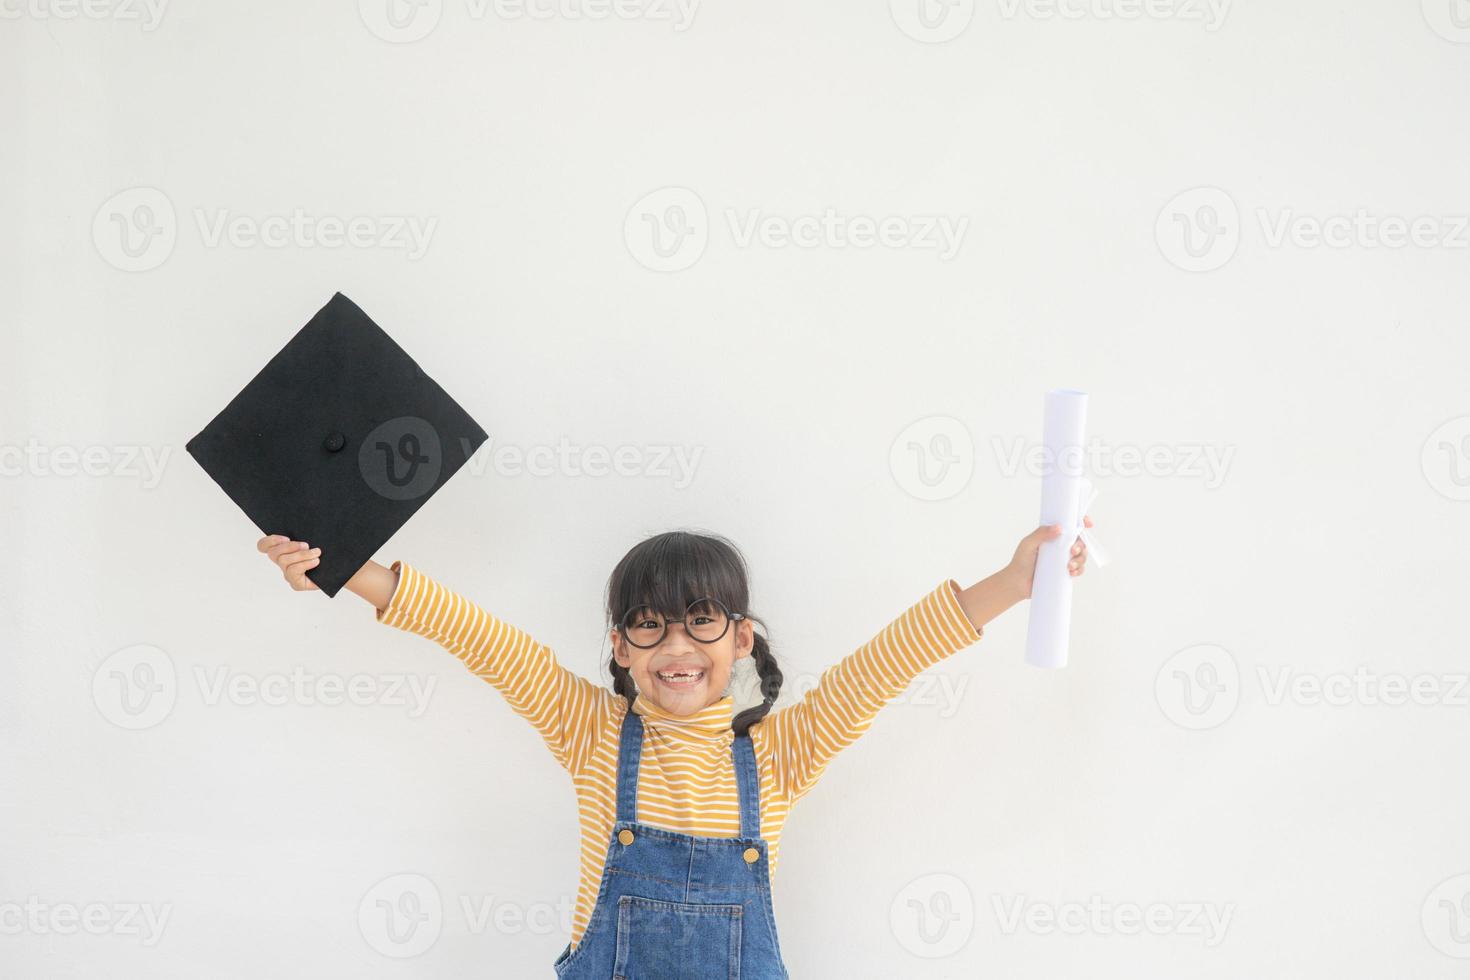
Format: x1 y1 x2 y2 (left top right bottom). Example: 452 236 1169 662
655 668 706 688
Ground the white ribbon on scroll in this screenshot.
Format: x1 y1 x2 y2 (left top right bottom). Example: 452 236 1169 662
1024 389 1108 669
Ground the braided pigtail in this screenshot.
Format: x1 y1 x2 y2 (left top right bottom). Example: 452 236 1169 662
610 658 638 708
732 628 781 737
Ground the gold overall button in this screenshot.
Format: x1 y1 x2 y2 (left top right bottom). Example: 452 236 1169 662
742 847 760 864
618 829 635 846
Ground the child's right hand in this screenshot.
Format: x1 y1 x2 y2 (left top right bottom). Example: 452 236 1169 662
256 534 322 591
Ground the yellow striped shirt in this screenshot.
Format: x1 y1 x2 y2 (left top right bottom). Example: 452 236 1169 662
375 561 984 948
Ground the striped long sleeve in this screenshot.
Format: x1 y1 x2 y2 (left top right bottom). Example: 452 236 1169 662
374 560 616 775
755 579 983 802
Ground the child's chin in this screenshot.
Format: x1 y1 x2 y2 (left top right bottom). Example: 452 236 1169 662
650 682 709 713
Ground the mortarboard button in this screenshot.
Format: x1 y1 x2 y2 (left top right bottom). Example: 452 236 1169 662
186 292 488 598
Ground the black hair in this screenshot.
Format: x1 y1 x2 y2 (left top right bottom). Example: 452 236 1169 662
605 529 781 737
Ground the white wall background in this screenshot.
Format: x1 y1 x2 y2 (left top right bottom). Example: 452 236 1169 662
4 0 1470 976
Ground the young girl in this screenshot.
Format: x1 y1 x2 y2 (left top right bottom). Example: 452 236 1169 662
256 521 1091 978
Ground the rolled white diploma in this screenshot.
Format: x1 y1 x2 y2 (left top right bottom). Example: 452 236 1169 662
1024 389 1108 669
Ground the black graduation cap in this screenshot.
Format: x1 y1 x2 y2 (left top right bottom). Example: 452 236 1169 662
187 292 488 597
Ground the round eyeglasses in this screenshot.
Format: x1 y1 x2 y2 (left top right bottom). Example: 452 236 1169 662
617 597 746 649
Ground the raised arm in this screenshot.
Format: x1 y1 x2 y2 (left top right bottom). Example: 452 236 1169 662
756 577 988 802
371 560 617 775
255 535 615 776
756 522 1087 801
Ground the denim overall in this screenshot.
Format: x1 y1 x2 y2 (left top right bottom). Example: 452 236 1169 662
552 708 790 979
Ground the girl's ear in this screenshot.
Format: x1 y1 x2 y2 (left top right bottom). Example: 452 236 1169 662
734 619 754 660
611 630 631 668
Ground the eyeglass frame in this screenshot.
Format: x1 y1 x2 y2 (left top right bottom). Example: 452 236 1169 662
614 596 747 649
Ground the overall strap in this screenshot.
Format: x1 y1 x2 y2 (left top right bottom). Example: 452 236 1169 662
732 732 761 839
615 707 644 824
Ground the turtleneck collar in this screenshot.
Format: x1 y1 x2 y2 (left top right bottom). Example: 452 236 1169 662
632 692 735 738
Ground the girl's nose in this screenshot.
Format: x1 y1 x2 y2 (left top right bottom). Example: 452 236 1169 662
658 622 698 648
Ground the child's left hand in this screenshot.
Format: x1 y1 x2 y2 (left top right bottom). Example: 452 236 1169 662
1007 517 1094 601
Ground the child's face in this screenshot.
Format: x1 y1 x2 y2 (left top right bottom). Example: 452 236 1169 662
611 610 754 716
